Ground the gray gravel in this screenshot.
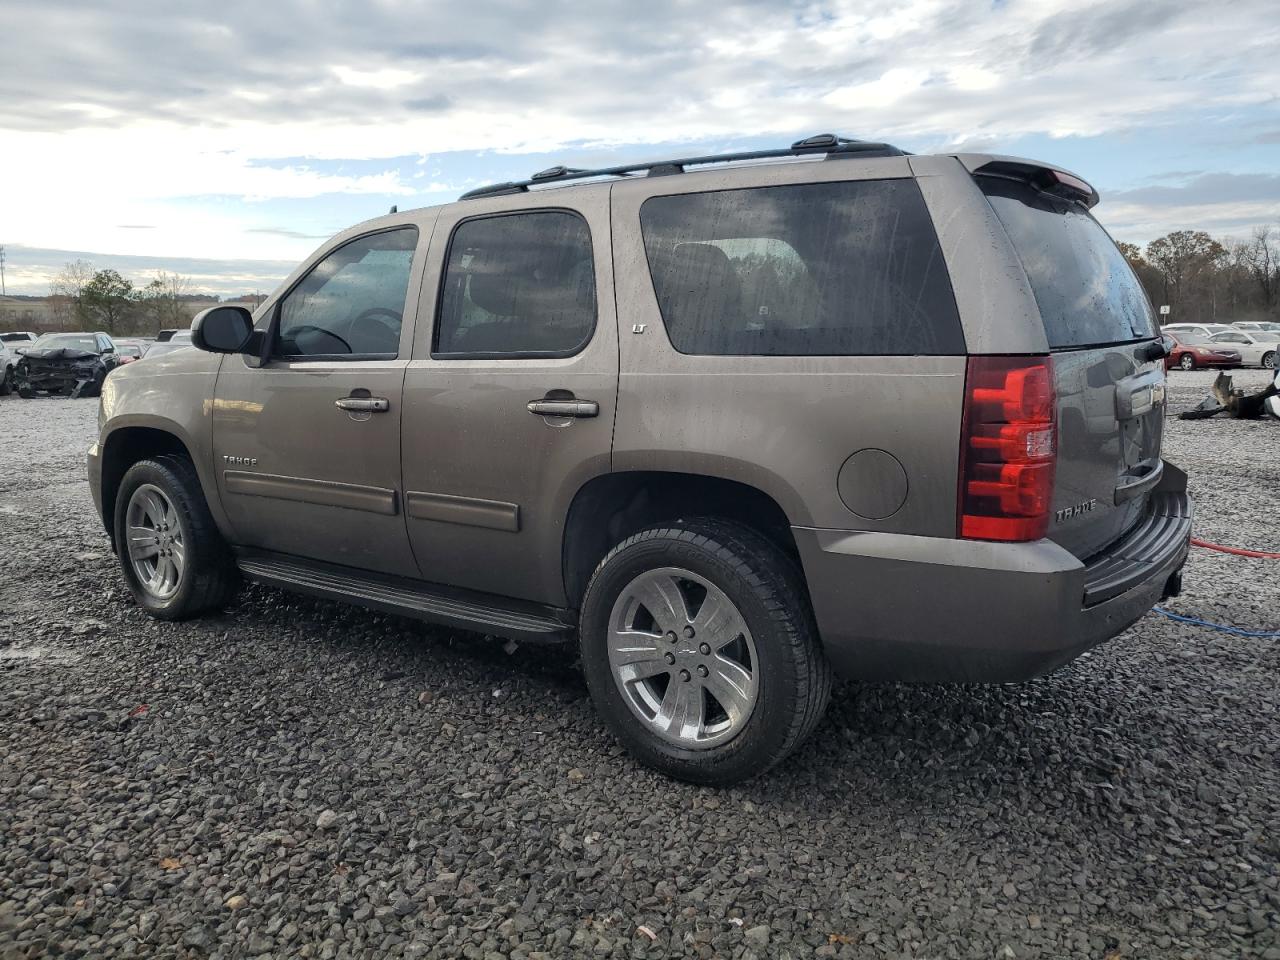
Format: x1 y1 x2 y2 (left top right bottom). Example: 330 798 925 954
1 369 1279 960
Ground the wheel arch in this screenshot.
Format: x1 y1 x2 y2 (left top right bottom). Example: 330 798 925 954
562 470 804 609
99 418 226 549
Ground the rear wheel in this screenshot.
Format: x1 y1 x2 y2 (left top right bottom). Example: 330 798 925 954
1179 353 1195 370
114 455 239 619
579 518 830 785
1262 351 1276 370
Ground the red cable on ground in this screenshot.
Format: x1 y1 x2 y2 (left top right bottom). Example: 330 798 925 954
1191 537 1280 559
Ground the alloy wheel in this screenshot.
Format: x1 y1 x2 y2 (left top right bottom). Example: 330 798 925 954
125 484 186 600
607 567 759 750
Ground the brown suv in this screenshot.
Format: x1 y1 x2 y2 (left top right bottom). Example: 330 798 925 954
89 135 1191 784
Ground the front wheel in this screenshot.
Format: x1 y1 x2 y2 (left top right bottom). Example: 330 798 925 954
1262 351 1276 370
1179 354 1195 370
0 366 12 396
579 519 831 785
114 455 239 619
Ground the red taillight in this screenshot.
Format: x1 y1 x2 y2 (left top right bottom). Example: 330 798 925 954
958 356 1057 542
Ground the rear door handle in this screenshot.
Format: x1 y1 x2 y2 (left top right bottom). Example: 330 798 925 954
526 399 599 418
335 397 390 413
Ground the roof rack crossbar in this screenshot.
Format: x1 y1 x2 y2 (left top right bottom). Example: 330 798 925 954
458 134 904 200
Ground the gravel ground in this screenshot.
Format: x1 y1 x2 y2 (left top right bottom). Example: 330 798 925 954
1 368 1278 960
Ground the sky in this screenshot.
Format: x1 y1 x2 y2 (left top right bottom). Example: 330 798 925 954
1 0 1278 297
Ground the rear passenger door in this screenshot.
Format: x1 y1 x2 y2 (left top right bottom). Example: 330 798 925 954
401 190 618 605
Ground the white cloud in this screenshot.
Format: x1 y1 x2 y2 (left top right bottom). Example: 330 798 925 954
331 65 422 89
0 0 1276 265
823 69 930 110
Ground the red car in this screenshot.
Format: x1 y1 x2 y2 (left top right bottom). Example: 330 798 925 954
1163 331 1240 370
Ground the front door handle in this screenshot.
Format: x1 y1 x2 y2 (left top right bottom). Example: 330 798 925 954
526 399 599 418
335 397 390 413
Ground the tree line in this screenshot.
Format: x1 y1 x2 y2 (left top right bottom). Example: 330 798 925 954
1118 226 1279 325
5 223 1278 337
46 260 198 335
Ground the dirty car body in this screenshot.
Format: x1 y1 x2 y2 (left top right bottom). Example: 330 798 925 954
88 135 1193 783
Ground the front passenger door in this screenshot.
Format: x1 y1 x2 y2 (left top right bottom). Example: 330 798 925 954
212 223 428 576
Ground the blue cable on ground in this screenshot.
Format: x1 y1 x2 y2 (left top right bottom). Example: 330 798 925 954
1153 606 1280 638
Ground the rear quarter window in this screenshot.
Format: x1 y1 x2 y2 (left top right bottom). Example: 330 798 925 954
980 177 1157 350
639 179 963 356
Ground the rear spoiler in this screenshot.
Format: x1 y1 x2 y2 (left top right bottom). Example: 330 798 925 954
955 154 1100 208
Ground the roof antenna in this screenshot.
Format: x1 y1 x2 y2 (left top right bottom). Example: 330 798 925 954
388 204 398 214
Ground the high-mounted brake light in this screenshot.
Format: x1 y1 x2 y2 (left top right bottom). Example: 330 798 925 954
958 356 1057 542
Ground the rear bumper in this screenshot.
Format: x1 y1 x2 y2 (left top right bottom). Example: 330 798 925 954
796 461 1192 683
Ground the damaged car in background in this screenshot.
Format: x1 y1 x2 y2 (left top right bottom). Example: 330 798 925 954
1181 368 1280 421
14 332 125 398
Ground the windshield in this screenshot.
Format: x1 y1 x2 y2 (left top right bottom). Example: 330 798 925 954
980 177 1157 349
0 333 33 342
33 334 99 352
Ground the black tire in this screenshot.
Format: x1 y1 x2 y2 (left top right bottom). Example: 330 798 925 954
17 384 34 399
1263 351 1276 370
579 518 831 785
113 455 239 620
1179 354 1195 370
0 366 11 396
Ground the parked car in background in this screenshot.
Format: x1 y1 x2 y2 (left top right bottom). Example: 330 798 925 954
1163 331 1241 370
0 331 39 395
112 339 150 364
14 332 125 397
1163 322 1234 339
1207 329 1280 368
89 135 1191 784
1232 321 1280 335
139 330 192 360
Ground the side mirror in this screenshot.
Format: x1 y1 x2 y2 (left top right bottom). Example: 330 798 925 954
192 306 255 354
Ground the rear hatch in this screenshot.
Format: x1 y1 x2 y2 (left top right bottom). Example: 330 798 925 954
979 174 1163 560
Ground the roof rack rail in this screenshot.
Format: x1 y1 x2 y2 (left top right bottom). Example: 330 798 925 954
459 133 904 200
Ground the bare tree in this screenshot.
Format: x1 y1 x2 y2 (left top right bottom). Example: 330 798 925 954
48 259 95 327
1146 231 1225 321
1244 226 1278 312
136 271 194 334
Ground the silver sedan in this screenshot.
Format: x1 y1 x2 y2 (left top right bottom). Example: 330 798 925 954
1208 330 1280 368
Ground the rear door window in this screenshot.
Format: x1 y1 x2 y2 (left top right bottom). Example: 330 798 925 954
433 211 596 358
639 179 963 356
979 177 1157 349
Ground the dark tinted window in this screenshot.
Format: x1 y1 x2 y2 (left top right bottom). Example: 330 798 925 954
277 227 418 358
435 211 596 357
980 178 1157 349
639 179 963 356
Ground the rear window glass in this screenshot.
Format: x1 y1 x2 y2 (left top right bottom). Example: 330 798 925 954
639 179 963 356
980 177 1157 349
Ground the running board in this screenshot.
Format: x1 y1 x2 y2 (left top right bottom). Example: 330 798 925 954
235 551 575 644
